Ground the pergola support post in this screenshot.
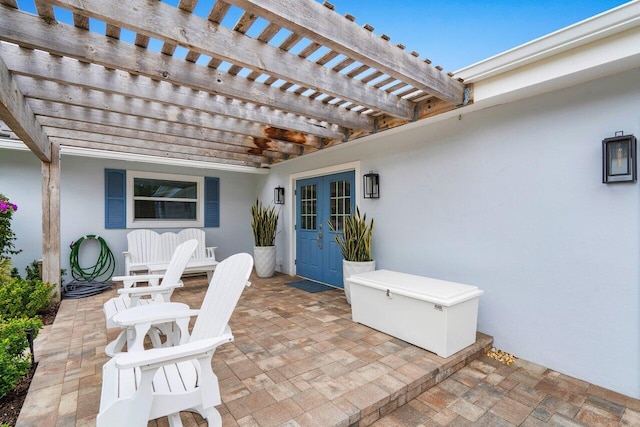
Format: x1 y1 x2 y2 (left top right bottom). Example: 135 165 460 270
42 142 61 302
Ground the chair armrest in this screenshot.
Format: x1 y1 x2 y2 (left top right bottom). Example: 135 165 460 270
114 335 233 370
205 246 217 260
116 281 183 296
111 274 164 288
112 273 164 282
112 302 198 327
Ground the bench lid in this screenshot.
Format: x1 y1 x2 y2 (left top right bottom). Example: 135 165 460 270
347 269 484 306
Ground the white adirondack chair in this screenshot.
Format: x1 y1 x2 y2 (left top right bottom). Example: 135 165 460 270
97 253 253 427
103 239 198 356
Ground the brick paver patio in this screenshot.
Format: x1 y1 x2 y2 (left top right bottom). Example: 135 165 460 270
16 271 640 426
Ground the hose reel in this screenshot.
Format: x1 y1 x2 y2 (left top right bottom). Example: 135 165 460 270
62 234 115 299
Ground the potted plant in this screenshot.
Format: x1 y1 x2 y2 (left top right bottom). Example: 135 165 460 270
328 207 375 304
250 199 279 278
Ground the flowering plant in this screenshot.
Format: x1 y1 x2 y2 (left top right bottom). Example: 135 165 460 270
0 194 20 259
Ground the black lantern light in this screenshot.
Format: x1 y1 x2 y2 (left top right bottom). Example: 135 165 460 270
363 172 380 199
274 186 285 204
603 131 637 183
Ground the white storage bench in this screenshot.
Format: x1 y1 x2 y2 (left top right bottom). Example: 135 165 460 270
347 269 484 358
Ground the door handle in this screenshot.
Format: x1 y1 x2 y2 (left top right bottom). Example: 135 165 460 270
317 232 323 249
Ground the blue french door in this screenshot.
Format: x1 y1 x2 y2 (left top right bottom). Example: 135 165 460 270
295 171 355 287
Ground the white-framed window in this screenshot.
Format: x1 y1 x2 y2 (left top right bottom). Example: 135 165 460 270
126 171 205 228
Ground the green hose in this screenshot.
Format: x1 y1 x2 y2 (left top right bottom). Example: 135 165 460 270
69 235 115 283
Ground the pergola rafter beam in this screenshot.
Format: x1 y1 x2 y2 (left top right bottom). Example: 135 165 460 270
0 5 372 132
45 0 414 119
39 117 290 161
0 42 342 141
52 137 261 168
44 128 272 165
0 54 50 161
34 107 308 157
21 83 325 149
225 0 466 105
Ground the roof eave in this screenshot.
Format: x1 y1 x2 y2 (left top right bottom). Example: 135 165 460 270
453 0 640 83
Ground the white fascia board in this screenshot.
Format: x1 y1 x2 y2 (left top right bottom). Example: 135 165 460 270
0 138 28 150
60 146 270 174
454 0 640 83
472 26 640 104
0 139 269 174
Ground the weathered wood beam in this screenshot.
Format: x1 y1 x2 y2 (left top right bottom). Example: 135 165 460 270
41 119 285 161
1 43 342 140
41 141 61 301
160 0 198 55
45 0 412 118
45 127 272 164
29 99 319 154
34 1 55 21
34 107 308 157
38 117 296 160
0 54 50 161
21 82 325 149
52 137 264 168
0 6 371 131
226 0 466 105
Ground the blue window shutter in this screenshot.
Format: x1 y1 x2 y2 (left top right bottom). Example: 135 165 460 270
204 177 220 227
105 169 126 229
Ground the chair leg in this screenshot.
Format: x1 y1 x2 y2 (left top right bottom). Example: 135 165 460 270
167 412 183 427
105 331 127 357
204 409 222 427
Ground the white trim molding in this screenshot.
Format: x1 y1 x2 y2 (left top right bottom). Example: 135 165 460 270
60 146 270 174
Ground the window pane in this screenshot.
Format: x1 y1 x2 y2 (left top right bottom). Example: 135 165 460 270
135 200 197 219
134 178 197 199
329 179 351 232
300 184 317 230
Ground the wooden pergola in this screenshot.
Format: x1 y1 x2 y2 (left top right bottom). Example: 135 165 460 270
0 0 470 295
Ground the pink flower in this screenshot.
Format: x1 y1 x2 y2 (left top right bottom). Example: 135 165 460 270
0 200 17 212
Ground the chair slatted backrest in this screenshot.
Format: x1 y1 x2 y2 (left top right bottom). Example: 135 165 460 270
159 239 199 286
190 253 253 342
156 233 179 264
127 229 158 264
178 229 207 259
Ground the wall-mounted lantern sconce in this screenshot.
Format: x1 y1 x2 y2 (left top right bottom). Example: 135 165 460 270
274 186 285 204
603 131 636 183
363 172 380 199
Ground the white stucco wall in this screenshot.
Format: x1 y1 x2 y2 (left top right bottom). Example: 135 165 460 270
0 153 260 278
0 150 43 272
265 68 640 398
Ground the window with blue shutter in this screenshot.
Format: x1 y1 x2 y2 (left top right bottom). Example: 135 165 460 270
204 177 220 227
105 169 126 229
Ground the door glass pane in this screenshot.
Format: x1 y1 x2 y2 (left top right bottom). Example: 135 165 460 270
301 184 317 230
329 180 351 231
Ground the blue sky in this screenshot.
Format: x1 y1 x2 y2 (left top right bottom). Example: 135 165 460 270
320 0 630 71
14 0 630 73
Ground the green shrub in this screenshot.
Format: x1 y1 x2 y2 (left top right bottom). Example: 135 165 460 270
0 277 55 320
24 260 41 282
0 317 42 398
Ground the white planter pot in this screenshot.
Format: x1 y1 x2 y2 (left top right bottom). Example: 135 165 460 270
254 246 276 278
343 260 375 305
